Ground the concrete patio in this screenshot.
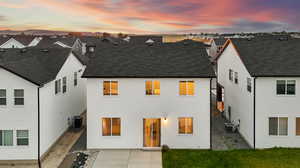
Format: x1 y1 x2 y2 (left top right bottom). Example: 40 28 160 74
92 150 162 168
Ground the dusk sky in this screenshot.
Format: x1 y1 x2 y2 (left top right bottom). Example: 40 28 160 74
0 0 299 34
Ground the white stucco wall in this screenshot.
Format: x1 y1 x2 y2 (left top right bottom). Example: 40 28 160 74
87 78 211 149
0 68 38 160
256 77 300 148
40 53 87 155
0 38 26 48
217 43 254 147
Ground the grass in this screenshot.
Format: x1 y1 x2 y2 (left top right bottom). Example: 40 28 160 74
163 148 300 168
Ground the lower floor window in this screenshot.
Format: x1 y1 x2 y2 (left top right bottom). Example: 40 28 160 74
102 118 121 136
296 118 300 136
269 117 288 136
17 130 29 146
0 130 13 146
178 117 193 134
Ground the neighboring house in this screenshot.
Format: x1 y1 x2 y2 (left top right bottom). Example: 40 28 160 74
0 35 39 48
0 48 87 162
82 41 215 149
209 38 227 60
217 38 300 149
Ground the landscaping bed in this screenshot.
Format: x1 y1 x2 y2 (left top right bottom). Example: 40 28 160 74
163 148 300 168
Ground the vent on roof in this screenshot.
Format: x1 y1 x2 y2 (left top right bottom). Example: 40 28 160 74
2 35 7 38
123 36 130 42
41 49 49 52
50 35 58 39
247 38 253 41
279 37 288 41
0 48 6 52
113 42 119 46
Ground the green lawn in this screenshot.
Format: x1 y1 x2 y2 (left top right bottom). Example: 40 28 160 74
163 148 300 168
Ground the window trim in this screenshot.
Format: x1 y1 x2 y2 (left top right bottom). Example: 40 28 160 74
0 130 13 146
178 117 193 135
276 80 296 96
102 118 121 136
16 130 29 146
268 117 288 136
14 89 24 106
145 80 160 95
247 78 252 92
179 81 195 96
74 72 78 86
0 89 6 106
296 117 300 136
229 69 233 81
234 72 238 84
103 81 119 96
62 77 67 93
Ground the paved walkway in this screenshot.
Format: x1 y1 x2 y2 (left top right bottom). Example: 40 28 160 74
211 94 250 150
92 150 162 168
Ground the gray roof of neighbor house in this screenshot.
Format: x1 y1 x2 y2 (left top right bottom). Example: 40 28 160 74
0 36 11 46
214 38 227 46
0 48 80 85
126 35 163 44
12 35 36 46
82 40 215 78
34 36 78 48
227 38 300 77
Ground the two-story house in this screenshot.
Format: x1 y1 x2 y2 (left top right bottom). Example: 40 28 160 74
82 41 215 149
0 48 87 163
217 38 300 149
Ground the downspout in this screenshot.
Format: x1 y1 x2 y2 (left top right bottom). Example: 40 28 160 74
210 78 213 150
38 87 42 168
253 77 256 149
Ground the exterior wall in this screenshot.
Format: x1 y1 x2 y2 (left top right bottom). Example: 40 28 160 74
0 38 26 48
217 43 254 147
28 37 42 47
209 41 218 58
256 77 300 148
0 68 38 160
87 78 211 149
40 53 86 155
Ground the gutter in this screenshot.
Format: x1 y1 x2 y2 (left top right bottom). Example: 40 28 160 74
210 78 213 150
37 87 42 168
253 77 256 149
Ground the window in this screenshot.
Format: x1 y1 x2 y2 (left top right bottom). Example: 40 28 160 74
17 130 29 146
145 81 160 95
234 72 238 84
103 81 118 96
247 78 252 92
74 72 78 86
55 79 61 94
179 81 195 95
277 80 296 95
0 89 6 105
0 130 13 146
229 69 233 81
269 117 288 136
62 77 67 93
178 117 193 134
296 118 300 136
102 118 121 136
14 89 24 105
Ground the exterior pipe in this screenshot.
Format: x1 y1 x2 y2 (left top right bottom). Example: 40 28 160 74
38 87 41 168
253 77 256 149
210 78 213 150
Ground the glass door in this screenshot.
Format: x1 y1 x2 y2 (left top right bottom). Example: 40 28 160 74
143 119 161 147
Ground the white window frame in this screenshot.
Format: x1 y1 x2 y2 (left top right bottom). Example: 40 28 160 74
0 89 6 106
178 117 193 135
74 72 78 86
276 80 296 96
14 89 24 105
269 117 288 136
62 77 67 93
179 81 195 96
102 118 121 136
0 130 13 146
16 130 29 146
103 81 118 96
247 78 252 92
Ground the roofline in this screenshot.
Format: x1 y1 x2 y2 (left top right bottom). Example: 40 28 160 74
82 75 216 78
252 75 300 78
0 64 41 86
215 39 231 61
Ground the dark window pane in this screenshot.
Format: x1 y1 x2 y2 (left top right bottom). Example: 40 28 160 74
15 98 24 105
287 80 296 95
17 139 29 146
277 80 286 95
269 117 278 135
55 81 58 94
279 117 288 136
0 89 6 97
0 98 6 105
14 89 24 97
63 77 67 93
0 130 2 145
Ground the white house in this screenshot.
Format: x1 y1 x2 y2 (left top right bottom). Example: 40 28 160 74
209 38 227 60
0 48 87 163
217 37 300 149
0 35 40 48
83 40 215 149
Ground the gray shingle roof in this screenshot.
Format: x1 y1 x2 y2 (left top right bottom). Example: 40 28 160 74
82 40 215 78
0 48 72 85
230 38 300 77
214 38 227 46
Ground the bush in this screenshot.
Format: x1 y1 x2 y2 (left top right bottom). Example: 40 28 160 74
162 144 170 152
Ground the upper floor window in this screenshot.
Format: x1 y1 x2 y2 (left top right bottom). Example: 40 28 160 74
247 78 252 92
229 69 233 81
14 89 24 105
62 77 67 93
276 80 296 95
269 117 288 136
103 81 118 96
178 117 193 134
74 72 78 86
0 89 6 105
0 130 13 146
179 81 195 96
55 79 61 94
17 130 29 146
234 72 238 84
102 118 121 136
145 81 160 95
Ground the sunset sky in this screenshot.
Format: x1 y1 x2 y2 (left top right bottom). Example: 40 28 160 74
0 0 299 34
